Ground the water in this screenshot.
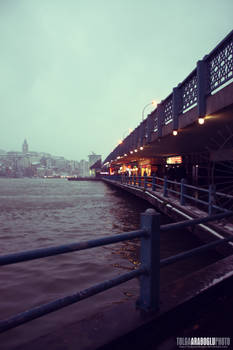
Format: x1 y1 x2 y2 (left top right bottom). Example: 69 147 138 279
0 178 221 349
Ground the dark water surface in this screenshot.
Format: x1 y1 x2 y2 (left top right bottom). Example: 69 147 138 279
0 178 221 349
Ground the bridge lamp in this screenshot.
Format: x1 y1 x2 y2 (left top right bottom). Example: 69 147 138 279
198 117 205 125
140 146 143 150
142 100 157 121
124 153 127 156
173 130 178 136
134 149 138 153
130 151 133 154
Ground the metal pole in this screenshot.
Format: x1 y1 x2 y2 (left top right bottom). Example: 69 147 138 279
134 174 136 186
208 184 216 215
152 175 156 191
137 208 160 312
180 178 186 205
144 173 147 189
163 176 168 197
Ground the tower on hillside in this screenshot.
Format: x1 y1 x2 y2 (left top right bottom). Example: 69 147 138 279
22 139 29 153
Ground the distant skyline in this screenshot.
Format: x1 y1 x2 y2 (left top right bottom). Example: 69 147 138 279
0 139 84 161
0 0 232 161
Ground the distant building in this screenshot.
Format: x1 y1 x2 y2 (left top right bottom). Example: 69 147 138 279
88 153 101 176
22 139 29 154
79 159 89 177
90 159 102 178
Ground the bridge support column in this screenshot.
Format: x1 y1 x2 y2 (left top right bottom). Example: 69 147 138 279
172 85 182 131
137 208 160 312
197 59 208 117
157 103 164 138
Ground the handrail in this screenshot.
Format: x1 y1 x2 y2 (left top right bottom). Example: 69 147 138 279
0 229 145 266
0 267 146 333
0 206 232 334
105 174 228 215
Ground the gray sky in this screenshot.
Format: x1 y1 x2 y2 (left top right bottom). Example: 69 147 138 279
0 0 232 161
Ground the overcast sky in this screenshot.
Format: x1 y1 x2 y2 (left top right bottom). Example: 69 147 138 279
0 0 232 161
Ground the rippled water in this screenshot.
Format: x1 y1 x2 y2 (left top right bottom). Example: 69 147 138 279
0 178 221 349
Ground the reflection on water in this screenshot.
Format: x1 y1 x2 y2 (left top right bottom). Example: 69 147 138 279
0 178 221 349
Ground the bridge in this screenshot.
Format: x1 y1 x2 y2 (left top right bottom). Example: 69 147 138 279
1 31 233 350
103 30 233 204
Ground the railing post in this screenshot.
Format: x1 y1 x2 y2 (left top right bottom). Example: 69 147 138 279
139 175 141 187
163 176 168 197
208 184 216 215
152 175 156 191
180 178 186 206
134 174 136 186
144 173 147 189
137 208 160 312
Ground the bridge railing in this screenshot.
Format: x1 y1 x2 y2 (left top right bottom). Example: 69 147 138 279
0 207 232 334
105 174 229 215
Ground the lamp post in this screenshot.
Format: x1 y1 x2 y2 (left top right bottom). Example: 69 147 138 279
142 100 157 121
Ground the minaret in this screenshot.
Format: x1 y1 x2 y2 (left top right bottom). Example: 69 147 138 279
22 139 29 153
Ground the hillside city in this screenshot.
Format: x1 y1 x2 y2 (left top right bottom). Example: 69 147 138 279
0 139 101 178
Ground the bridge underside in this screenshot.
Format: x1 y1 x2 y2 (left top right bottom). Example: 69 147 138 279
141 105 233 158
110 83 233 199
125 82 233 161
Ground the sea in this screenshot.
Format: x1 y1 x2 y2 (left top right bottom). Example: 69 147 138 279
0 178 221 349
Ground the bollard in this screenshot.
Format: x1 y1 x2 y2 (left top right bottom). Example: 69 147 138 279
163 176 168 197
152 176 156 191
137 208 160 312
208 184 216 215
180 178 186 205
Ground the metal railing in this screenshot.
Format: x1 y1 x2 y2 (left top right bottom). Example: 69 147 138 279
105 174 229 215
0 206 232 334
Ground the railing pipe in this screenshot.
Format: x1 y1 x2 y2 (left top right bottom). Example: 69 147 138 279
0 267 145 333
160 210 233 232
160 236 233 268
0 230 145 267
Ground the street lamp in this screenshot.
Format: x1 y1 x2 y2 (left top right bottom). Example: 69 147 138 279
142 100 157 121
